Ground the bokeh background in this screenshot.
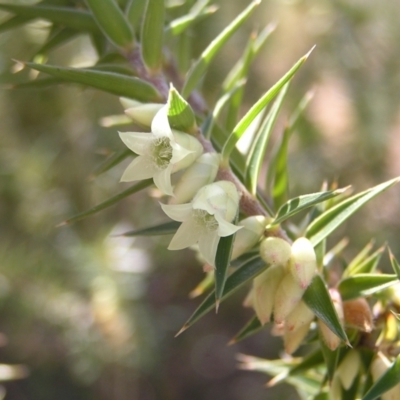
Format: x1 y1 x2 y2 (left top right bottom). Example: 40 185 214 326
1 0 400 399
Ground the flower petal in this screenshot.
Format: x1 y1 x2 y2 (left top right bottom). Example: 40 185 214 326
168 218 201 250
161 203 193 222
120 156 158 182
215 214 242 237
151 106 173 139
119 132 154 155
198 232 220 266
153 164 174 195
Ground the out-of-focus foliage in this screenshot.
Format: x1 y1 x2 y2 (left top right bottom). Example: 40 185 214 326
0 0 399 399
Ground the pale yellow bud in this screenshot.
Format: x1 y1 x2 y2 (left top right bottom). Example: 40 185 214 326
284 322 311 354
336 350 361 390
371 352 400 400
170 153 220 205
119 97 141 109
274 272 305 324
125 103 164 127
319 288 344 351
343 298 374 332
259 237 292 268
253 265 285 325
231 216 268 260
318 320 341 351
285 300 315 332
289 237 317 289
329 376 342 400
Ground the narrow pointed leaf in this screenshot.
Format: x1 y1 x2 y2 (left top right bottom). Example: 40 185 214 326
203 81 245 139
245 83 289 195
319 339 339 381
36 28 79 56
389 249 400 280
0 4 99 32
60 180 152 225
306 177 400 247
229 316 262 344
125 0 146 29
215 228 237 306
85 0 135 49
303 275 348 343
141 0 165 71
222 49 312 162
346 247 384 276
345 240 375 276
92 149 132 177
0 15 32 34
289 349 325 377
363 356 400 400
167 5 217 35
119 221 181 236
338 274 398 301
177 256 267 334
182 0 260 98
25 62 161 101
270 187 350 227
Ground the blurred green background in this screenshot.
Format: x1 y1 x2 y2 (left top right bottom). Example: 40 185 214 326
0 0 400 399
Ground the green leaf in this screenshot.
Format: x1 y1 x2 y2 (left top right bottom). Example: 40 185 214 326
345 240 375 276
176 256 267 335
303 275 348 343
125 0 146 30
0 15 32 34
319 338 339 382
85 0 135 49
0 4 99 33
59 180 152 225
182 0 260 98
229 315 263 344
203 80 246 139
389 249 400 280
270 187 350 227
221 48 312 162
223 24 275 131
338 274 398 301
141 0 165 71
215 225 237 308
306 177 400 247
345 246 384 276
36 27 79 56
25 62 161 101
118 221 181 236
268 91 313 208
289 349 325 377
167 5 217 35
167 85 196 133
245 83 289 195
363 356 400 400
91 148 132 177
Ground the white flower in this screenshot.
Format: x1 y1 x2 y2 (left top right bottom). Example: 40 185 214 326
119 105 203 195
161 181 241 266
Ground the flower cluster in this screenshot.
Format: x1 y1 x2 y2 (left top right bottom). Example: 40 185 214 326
119 102 246 266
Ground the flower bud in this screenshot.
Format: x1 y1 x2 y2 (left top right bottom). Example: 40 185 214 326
170 153 220 205
371 352 400 400
289 237 317 289
253 265 285 325
336 350 361 390
343 298 374 332
120 97 164 127
319 289 344 351
274 272 305 324
285 300 315 332
231 216 268 260
259 237 292 268
284 322 311 354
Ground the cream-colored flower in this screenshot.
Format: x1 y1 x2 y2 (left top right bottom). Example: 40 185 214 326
119 106 202 195
161 181 241 266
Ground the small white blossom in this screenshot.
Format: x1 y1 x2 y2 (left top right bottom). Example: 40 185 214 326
161 181 241 266
119 106 203 195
